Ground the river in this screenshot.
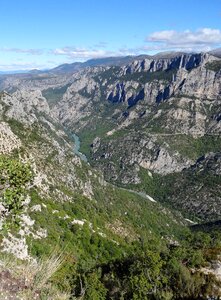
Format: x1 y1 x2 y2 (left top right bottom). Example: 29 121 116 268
72 133 88 162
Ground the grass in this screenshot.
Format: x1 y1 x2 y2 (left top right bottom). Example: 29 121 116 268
0 251 70 300
26 251 65 291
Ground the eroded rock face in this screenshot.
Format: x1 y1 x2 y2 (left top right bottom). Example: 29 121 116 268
105 54 221 107
1 90 50 124
50 53 220 126
191 152 221 175
2 234 29 260
122 53 205 74
91 133 193 183
160 152 221 221
91 137 101 152
0 122 21 153
181 68 221 99
138 147 192 175
51 68 103 126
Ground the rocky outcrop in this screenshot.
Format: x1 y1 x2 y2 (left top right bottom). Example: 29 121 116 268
1 89 50 124
191 152 221 175
0 122 21 153
180 67 221 99
51 70 101 126
138 146 192 175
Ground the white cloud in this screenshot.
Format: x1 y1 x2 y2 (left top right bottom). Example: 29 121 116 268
146 28 221 51
51 29 221 62
0 47 43 55
53 47 107 58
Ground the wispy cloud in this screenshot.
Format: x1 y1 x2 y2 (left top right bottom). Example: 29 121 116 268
53 47 106 57
52 47 124 60
0 61 49 71
0 47 44 55
93 41 108 48
145 28 221 51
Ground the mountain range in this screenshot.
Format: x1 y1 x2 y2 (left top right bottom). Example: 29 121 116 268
0 49 221 299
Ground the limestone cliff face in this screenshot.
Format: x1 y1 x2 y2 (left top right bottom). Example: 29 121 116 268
105 53 220 106
48 53 221 127
179 67 221 99
91 132 193 183
53 72 99 124
164 152 221 220
0 90 98 204
56 53 220 121
0 122 21 154
1 89 50 124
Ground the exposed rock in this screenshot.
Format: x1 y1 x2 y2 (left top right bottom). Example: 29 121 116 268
91 137 101 153
139 146 191 175
2 234 30 260
0 122 21 153
3 90 50 124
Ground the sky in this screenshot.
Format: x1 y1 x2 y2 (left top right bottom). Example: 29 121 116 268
0 0 221 71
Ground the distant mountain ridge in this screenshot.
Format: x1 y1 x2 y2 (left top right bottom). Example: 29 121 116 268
49 55 152 74
2 48 221 75
209 47 221 58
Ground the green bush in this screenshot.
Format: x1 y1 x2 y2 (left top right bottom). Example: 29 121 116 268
0 155 33 228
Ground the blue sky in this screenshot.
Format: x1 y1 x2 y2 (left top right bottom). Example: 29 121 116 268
0 0 221 70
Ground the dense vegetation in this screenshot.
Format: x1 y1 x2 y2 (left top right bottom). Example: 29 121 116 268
0 155 32 229
0 154 221 299
71 231 221 300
